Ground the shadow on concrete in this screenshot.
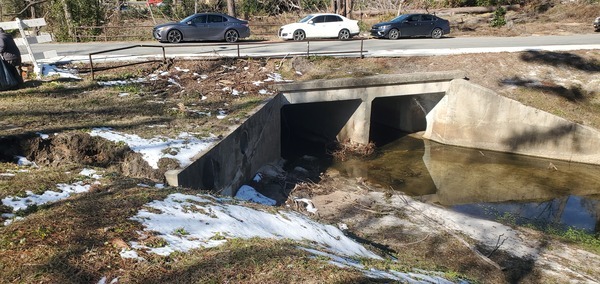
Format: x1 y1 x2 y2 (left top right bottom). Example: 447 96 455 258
499 76 588 102
520 50 600 72
501 122 579 152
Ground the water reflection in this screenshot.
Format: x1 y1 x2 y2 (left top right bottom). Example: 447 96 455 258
331 134 600 233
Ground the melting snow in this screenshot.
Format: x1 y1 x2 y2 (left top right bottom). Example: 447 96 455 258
129 193 381 259
1 169 101 212
235 185 276 206
89 128 217 169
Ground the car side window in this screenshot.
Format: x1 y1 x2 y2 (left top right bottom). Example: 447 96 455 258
421 15 433 21
207 15 223 23
192 15 206 24
312 16 325 23
325 15 342 22
408 15 420 22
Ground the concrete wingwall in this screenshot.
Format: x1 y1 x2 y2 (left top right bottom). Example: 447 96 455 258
423 79 600 165
167 96 284 196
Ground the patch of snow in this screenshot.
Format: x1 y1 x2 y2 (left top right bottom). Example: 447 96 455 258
130 193 381 259
216 110 227 120
118 93 130 97
2 213 23 226
235 185 276 206
264 73 292 82
147 124 168 128
0 173 15 177
42 64 81 79
89 128 217 169
79 168 102 179
300 247 458 283
252 81 264 86
2 181 92 212
97 276 119 284
36 132 50 139
292 198 318 214
167 78 182 88
97 77 146 86
120 248 144 261
175 67 189 72
16 156 37 167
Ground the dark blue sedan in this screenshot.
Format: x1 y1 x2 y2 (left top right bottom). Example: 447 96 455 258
371 14 450 39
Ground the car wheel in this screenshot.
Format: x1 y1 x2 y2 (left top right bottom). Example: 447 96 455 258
292 30 306 41
388 28 400 40
167 30 182 43
338 29 351 40
431 28 443 39
225 29 239 43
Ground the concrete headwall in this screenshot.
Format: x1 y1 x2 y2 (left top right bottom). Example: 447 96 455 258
423 79 600 164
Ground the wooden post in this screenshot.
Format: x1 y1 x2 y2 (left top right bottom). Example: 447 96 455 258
16 18 41 78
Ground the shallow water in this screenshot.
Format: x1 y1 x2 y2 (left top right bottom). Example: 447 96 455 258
330 134 600 233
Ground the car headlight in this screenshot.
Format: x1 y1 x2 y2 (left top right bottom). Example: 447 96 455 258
155 27 164 33
379 25 390 30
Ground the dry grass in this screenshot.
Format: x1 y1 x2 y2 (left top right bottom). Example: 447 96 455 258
1 58 280 140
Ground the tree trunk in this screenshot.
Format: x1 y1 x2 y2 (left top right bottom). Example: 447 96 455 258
345 0 352 19
60 0 74 40
227 0 236 17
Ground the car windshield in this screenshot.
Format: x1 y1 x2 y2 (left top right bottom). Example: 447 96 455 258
180 14 198 23
299 15 314 23
390 14 410 22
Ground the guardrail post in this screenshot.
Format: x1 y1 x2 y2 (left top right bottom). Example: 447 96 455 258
161 46 166 63
237 44 240 58
360 39 364 59
306 41 310 56
89 53 95 80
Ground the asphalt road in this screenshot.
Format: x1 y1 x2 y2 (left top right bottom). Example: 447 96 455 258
31 34 600 63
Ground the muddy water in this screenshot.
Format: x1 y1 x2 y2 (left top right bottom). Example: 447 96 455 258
330 134 600 234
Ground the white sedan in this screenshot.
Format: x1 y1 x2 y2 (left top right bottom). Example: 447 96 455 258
278 13 360 41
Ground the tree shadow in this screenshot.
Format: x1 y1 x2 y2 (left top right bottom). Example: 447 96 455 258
502 122 580 152
499 76 588 102
520 50 600 72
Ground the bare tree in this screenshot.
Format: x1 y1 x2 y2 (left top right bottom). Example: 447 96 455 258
60 0 74 39
227 0 236 17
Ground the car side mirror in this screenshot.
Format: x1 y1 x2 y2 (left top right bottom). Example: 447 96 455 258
186 21 192 25
308 20 314 24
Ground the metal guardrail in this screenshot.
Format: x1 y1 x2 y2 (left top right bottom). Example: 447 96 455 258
88 39 367 79
88 44 166 79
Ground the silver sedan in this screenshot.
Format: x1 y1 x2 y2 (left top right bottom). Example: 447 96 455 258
153 13 251 43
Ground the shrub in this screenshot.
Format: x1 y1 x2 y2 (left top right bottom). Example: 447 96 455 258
490 6 507 27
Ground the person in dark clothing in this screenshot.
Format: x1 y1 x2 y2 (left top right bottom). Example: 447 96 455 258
0 27 23 83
